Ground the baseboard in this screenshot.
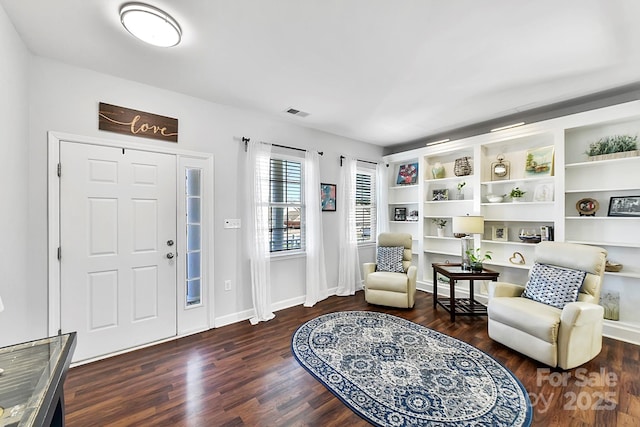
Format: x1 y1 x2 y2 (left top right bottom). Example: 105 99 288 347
71 326 209 367
214 286 340 328
214 309 255 328
603 320 640 346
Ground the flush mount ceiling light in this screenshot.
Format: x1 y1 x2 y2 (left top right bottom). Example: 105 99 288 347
120 3 182 47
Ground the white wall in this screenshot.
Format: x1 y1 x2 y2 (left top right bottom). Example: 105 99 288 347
1 43 382 344
0 4 31 346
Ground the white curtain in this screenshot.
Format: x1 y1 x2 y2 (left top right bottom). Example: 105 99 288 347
376 163 389 235
303 151 329 306
245 141 275 324
337 156 362 295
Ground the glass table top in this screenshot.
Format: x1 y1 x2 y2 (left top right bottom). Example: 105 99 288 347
433 263 499 276
0 333 75 426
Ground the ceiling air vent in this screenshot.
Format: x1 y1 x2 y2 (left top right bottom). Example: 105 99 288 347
285 107 310 118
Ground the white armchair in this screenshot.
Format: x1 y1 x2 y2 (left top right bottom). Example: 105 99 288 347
363 233 417 308
487 241 607 369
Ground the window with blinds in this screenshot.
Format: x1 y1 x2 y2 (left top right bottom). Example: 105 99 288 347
356 170 376 243
269 158 304 252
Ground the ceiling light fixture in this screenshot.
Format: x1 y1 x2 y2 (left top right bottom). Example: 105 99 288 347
120 3 182 47
426 138 450 146
490 122 525 132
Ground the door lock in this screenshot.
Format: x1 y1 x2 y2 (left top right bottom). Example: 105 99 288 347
167 240 174 246
166 252 175 259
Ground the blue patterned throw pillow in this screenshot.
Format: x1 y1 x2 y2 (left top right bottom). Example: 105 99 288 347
376 246 404 273
522 263 587 309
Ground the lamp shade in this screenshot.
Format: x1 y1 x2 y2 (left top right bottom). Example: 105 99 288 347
452 215 484 235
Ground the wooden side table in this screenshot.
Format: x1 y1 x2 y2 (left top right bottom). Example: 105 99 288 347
432 263 500 322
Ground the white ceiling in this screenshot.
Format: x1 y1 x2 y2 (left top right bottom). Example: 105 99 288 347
3 0 640 147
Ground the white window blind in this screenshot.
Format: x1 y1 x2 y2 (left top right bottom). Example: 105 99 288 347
269 158 304 252
356 169 376 243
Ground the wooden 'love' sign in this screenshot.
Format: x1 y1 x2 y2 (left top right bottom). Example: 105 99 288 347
98 102 178 143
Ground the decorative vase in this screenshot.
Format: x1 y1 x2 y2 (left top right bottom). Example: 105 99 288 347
436 228 444 238
512 197 523 203
432 162 445 179
457 189 464 200
470 262 483 272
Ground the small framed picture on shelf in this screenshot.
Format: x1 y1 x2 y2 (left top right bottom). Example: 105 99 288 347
524 145 554 177
396 162 419 185
407 210 419 221
432 189 449 201
576 198 599 216
608 196 640 217
394 207 407 221
492 226 508 241
533 183 554 202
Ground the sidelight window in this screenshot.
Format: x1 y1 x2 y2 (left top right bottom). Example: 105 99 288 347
185 167 202 306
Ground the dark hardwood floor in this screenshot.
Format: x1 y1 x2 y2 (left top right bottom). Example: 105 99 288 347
64 291 640 426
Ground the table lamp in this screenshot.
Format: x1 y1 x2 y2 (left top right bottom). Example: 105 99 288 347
452 215 484 270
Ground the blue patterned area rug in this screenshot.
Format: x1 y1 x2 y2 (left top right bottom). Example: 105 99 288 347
292 311 532 426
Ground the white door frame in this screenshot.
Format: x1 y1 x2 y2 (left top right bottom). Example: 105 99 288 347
47 131 215 339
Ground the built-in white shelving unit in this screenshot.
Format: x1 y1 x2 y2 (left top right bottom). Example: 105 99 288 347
383 100 640 345
386 158 421 260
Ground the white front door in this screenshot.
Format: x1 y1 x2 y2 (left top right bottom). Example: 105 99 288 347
59 142 177 361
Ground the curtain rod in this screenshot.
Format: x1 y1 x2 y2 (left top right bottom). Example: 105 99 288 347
242 137 323 155
339 155 387 167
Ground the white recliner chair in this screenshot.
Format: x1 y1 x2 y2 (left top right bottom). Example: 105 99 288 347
487 241 607 369
362 233 417 308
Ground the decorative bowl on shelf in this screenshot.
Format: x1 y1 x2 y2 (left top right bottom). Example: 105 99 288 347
605 261 623 272
519 228 541 243
486 194 504 203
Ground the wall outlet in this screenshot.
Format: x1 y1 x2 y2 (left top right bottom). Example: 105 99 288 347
224 280 231 291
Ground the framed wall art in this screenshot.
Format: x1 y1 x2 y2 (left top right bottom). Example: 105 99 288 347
321 183 336 211
524 146 554 177
396 163 419 185
608 196 640 217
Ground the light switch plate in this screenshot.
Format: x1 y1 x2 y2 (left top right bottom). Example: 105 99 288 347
224 219 241 229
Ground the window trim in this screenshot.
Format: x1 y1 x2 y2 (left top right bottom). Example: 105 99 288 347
268 153 305 254
356 166 376 245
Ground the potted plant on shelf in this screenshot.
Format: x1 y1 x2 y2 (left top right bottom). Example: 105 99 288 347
432 218 447 237
508 187 526 202
585 134 638 161
457 181 466 200
466 248 492 272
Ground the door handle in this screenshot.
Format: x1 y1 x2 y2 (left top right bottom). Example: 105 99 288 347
166 252 175 259
167 240 174 246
